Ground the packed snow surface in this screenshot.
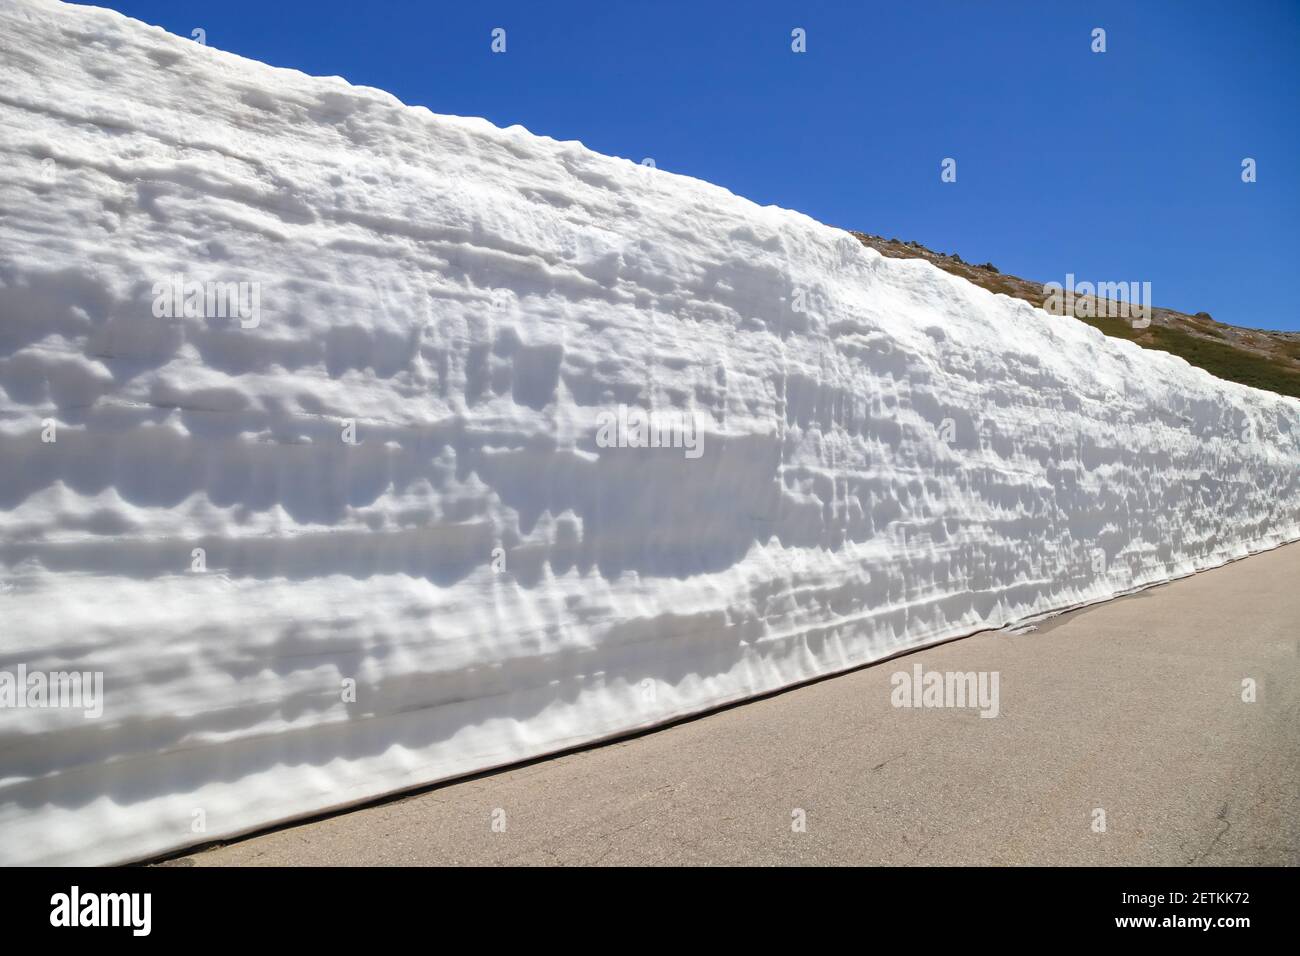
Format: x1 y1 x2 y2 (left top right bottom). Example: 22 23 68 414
2 0 1298 865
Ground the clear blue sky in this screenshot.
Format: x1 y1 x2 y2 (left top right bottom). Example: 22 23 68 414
81 0 1300 330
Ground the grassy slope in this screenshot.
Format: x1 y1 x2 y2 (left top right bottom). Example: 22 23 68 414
1076 316 1300 398
850 232 1300 400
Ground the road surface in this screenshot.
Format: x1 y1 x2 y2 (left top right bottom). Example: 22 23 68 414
168 543 1300 866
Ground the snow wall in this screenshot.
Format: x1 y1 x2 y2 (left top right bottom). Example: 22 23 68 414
1 0 1298 865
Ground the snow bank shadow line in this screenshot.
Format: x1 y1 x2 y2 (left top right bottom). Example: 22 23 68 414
9 528 1292 820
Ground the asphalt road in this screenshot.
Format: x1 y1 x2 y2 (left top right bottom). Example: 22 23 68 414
171 543 1300 866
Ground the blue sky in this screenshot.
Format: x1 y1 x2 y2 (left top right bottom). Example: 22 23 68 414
82 0 1300 330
